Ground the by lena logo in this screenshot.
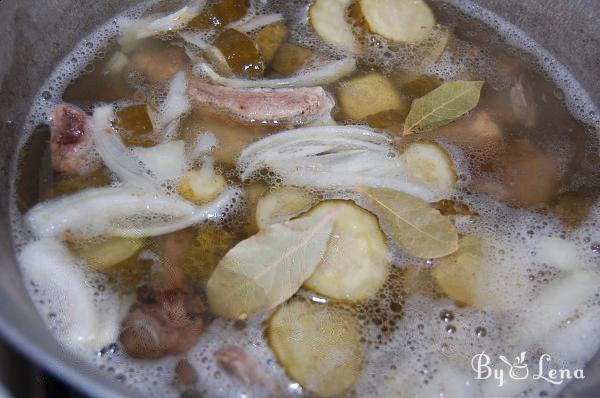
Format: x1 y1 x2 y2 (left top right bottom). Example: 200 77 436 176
471 351 585 387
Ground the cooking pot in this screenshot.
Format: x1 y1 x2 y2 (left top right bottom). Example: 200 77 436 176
0 0 598 396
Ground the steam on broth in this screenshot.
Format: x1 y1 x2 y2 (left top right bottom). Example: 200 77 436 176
10 0 600 397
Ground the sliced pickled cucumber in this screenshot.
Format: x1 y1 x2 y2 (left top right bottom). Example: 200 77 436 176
402 142 457 192
213 29 265 79
365 109 408 130
116 104 153 135
184 226 241 283
178 167 227 205
254 23 289 65
188 0 250 30
417 27 452 69
255 187 315 230
338 73 406 121
116 104 156 147
392 27 452 73
268 299 363 397
309 0 359 53
304 201 390 301
244 182 269 236
432 235 483 306
396 71 442 98
359 0 436 43
403 263 443 299
72 237 145 271
271 43 314 76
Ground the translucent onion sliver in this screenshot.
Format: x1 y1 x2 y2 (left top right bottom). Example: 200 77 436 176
92 105 160 191
237 126 437 201
192 58 357 88
228 13 284 33
18 239 130 354
157 71 191 130
26 186 242 239
119 0 207 48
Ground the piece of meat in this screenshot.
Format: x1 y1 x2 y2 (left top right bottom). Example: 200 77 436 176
189 81 334 125
214 344 279 393
474 139 562 207
436 110 505 154
175 359 199 386
500 141 561 206
159 229 195 290
49 103 101 175
128 46 189 84
550 190 595 228
119 286 207 360
120 229 206 360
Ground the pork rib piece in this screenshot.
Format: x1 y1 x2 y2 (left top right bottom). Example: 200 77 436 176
119 230 207 360
214 344 280 394
189 81 334 125
119 286 207 360
50 103 100 175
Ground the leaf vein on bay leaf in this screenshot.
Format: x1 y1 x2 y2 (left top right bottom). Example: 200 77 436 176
206 209 336 319
359 187 458 259
250 210 337 283
403 80 485 135
364 190 446 243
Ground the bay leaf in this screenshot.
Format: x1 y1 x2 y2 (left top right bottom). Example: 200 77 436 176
359 187 458 259
206 210 335 319
432 235 483 306
403 80 484 135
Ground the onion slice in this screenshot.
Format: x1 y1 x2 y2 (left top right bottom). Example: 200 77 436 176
240 125 392 154
228 13 284 33
94 101 191 188
147 71 192 134
26 186 243 239
180 31 213 50
132 140 187 182
192 57 356 88
92 105 161 190
18 239 130 354
119 0 207 49
104 51 128 75
309 0 359 53
180 32 232 76
238 126 437 200
159 71 191 129
92 106 159 189
189 132 218 163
